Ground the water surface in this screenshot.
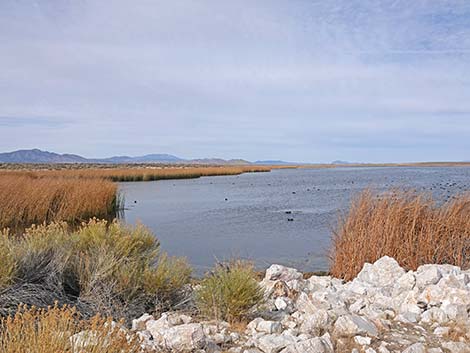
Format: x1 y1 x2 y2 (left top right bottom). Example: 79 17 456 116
120 167 470 274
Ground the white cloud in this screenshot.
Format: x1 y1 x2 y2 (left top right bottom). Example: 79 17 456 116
0 0 469 162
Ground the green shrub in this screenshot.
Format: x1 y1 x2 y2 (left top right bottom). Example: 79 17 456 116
196 261 264 323
0 220 191 321
144 253 192 310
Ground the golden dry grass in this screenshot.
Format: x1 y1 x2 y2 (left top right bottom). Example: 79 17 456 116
0 165 273 228
19 165 273 181
0 304 142 353
0 174 119 230
330 189 470 281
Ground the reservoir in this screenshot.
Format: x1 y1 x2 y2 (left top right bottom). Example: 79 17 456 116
120 167 470 274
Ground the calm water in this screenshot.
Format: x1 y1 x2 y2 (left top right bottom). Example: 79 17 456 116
120 167 470 274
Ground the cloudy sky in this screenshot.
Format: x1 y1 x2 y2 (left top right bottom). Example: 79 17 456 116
1 0 469 162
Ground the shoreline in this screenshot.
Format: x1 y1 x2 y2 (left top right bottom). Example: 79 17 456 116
74 256 470 353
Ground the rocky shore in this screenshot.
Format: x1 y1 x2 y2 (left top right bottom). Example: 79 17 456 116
74 257 470 352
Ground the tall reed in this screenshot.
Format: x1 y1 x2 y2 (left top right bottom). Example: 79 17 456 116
0 174 119 230
18 165 272 182
330 189 470 281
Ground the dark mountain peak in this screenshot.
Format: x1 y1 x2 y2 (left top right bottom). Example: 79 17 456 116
0 149 250 164
0 149 88 163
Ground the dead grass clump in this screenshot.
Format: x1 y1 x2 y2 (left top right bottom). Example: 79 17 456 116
0 304 141 353
330 189 470 281
0 232 16 289
196 260 264 323
0 174 120 229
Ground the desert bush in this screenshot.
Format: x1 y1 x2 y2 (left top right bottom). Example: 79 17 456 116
196 261 264 323
0 220 191 321
143 253 192 310
0 174 120 229
0 232 16 289
330 189 470 281
0 304 141 353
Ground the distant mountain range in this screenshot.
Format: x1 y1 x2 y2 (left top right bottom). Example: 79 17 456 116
0 149 260 165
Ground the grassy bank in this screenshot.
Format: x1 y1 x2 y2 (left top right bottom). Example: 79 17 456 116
0 165 273 182
330 189 470 281
52 165 272 182
0 174 120 230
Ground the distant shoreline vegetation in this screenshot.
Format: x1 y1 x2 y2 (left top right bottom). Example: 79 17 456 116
2 162 470 230
0 165 274 229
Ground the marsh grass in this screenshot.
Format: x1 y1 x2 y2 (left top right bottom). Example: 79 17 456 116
330 189 470 281
0 220 191 321
0 304 142 353
0 174 120 229
196 261 264 323
25 165 272 182
0 165 271 228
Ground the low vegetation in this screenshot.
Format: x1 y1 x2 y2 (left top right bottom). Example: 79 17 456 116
196 260 265 323
0 174 120 230
330 189 470 280
0 220 191 322
0 165 272 182
0 165 273 229
0 304 141 353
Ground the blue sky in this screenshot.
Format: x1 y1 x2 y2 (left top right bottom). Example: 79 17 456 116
1 0 469 162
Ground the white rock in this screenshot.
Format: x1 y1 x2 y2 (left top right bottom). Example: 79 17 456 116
264 264 303 282
365 349 377 353
256 334 297 353
296 292 319 314
279 336 334 353
299 309 329 334
275 297 291 311
415 265 442 289
420 307 448 325
441 302 468 322
378 342 390 353
441 341 470 353
356 256 405 288
395 271 416 293
228 348 243 353
132 313 153 331
256 320 283 334
333 314 378 337
427 349 443 353
402 342 426 353
306 276 334 292
247 318 264 332
150 323 206 351
433 326 450 336
354 335 372 345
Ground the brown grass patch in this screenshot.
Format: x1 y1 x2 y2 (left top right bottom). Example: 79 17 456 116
0 304 142 353
0 165 273 228
16 165 273 182
0 174 119 229
330 189 470 281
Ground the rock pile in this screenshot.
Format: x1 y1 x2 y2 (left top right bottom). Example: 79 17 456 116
75 257 470 352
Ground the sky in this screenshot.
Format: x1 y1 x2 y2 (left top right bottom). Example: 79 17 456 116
1 0 470 163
